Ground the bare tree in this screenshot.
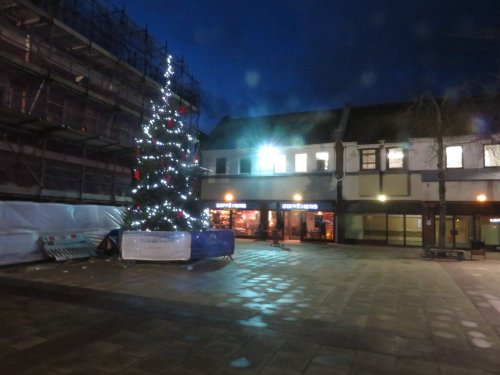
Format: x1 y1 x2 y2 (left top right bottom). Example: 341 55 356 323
407 88 475 249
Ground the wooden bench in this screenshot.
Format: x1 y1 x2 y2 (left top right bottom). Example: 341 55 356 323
424 248 465 261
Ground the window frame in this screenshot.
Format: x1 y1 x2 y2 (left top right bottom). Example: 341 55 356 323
215 157 226 174
445 145 463 169
315 152 329 171
484 144 500 168
295 153 307 173
360 148 378 170
274 153 287 173
239 156 252 174
386 147 406 170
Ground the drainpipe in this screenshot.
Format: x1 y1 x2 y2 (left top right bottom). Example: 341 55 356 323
334 103 351 243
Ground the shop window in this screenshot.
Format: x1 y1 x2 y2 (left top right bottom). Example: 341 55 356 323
274 154 286 173
233 210 260 236
210 210 231 229
405 215 422 246
360 149 377 170
388 215 404 245
315 152 329 171
345 213 386 240
295 153 307 172
215 157 226 174
484 144 500 167
479 216 500 246
240 157 251 174
303 211 334 240
445 146 462 168
387 147 405 169
363 214 386 240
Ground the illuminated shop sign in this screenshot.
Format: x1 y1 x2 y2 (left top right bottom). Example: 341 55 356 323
215 202 247 209
281 203 319 210
490 218 500 223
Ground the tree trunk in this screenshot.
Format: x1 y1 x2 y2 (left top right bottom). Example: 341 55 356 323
434 98 447 249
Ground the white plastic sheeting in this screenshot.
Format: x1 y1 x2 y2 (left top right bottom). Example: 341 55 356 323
121 231 191 261
0 201 124 266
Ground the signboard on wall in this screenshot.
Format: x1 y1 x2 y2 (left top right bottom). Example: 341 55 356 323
215 202 247 209
279 201 334 211
206 201 260 210
281 203 319 210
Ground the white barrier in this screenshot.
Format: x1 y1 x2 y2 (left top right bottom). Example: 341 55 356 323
0 201 124 265
121 231 191 261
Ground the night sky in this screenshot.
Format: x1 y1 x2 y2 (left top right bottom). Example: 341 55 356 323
118 0 500 133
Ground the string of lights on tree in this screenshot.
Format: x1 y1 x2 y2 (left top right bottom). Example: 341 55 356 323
124 55 209 231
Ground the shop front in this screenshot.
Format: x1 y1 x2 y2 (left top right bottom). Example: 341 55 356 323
434 214 500 250
207 201 262 238
205 200 335 242
340 202 500 249
267 201 335 242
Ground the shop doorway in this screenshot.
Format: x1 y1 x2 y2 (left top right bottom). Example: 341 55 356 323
281 211 334 241
435 215 473 249
284 211 301 240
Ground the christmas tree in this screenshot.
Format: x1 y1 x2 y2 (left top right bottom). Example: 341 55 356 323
124 55 209 231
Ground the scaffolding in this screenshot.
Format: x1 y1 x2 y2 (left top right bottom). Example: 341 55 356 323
0 0 200 204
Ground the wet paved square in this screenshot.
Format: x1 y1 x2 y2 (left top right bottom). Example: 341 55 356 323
1 240 500 374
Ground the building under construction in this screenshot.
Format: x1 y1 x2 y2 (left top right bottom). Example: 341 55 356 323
0 0 200 205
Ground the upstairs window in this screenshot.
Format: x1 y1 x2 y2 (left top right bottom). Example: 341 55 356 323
274 154 286 173
215 157 226 174
484 144 500 167
446 146 462 168
295 153 307 172
316 152 329 171
258 146 276 174
239 157 251 174
360 149 377 170
387 147 405 169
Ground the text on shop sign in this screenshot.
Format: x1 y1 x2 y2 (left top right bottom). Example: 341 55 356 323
215 202 247 209
281 203 319 210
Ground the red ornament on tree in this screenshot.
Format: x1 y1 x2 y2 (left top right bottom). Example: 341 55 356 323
132 168 140 180
177 210 184 219
166 119 174 127
178 106 186 115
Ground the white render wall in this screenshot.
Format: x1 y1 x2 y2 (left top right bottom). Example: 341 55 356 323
202 134 500 203
201 174 336 201
202 143 335 176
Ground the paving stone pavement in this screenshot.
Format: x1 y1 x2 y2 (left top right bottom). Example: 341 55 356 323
1 240 500 374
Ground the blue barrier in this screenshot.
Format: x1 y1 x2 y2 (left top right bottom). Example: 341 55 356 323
190 229 235 260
